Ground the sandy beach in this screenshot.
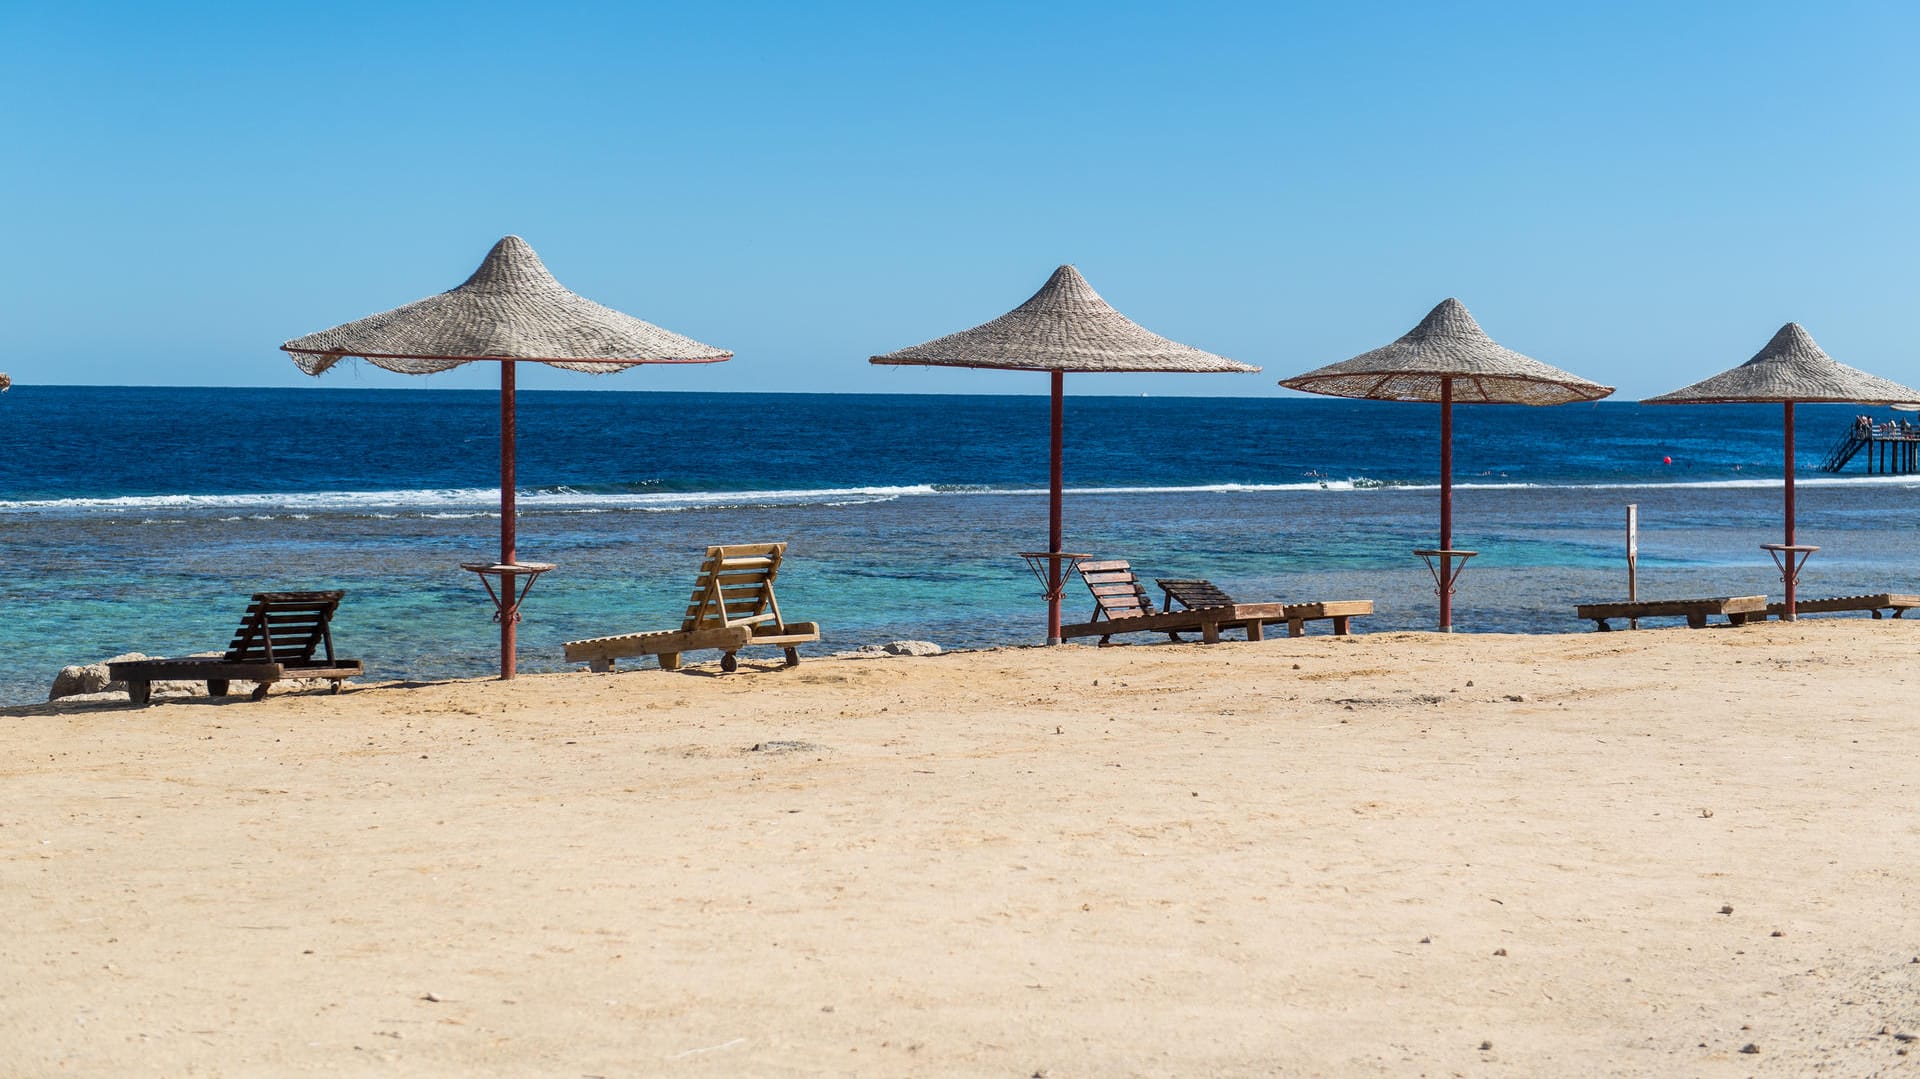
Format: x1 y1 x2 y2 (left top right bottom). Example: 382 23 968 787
5 620 1920 1077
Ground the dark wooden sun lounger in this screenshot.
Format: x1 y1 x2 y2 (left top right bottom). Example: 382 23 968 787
1156 578 1372 637
1060 602 1290 645
1059 559 1364 645
1765 593 1920 620
1575 595 1767 631
1062 560 1282 644
108 590 364 705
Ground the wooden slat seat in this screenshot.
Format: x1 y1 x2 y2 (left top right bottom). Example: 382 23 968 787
107 590 364 705
563 542 822 673
1575 595 1767 631
1272 599 1376 638
1157 578 1373 637
1764 593 1920 620
1154 578 1235 610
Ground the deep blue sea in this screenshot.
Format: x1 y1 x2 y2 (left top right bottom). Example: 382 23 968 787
5 385 1918 705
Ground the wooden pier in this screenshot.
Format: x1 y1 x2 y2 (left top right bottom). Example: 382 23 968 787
1820 418 1920 475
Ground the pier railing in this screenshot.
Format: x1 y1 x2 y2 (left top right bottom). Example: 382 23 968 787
1821 420 1920 474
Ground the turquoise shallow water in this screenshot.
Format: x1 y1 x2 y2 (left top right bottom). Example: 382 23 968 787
5 386 1918 703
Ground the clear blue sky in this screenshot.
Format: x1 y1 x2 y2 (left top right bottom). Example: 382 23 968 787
3 1 1915 397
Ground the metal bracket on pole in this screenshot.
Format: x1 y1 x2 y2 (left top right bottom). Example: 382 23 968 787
462 561 557 625
1018 551 1089 644
1017 551 1089 599
1414 548 1478 631
1760 544 1817 620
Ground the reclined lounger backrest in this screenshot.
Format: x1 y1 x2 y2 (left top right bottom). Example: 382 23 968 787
226 590 345 666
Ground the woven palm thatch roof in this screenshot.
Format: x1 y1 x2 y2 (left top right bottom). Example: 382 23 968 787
869 265 1258 374
1644 323 1920 405
282 236 731 376
1280 298 1612 406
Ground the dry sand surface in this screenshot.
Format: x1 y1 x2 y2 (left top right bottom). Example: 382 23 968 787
5 620 1920 1077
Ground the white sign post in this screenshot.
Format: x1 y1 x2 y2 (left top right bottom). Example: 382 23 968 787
1626 504 1639 629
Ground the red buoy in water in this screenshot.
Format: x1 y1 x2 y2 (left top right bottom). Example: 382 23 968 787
1662 456 1672 465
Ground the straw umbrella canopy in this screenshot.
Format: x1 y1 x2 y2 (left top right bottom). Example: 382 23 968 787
1280 298 1613 630
1644 322 1920 619
282 235 731 678
870 265 1259 643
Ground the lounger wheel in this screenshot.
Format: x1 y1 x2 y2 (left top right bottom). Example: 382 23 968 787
721 652 738 673
250 684 270 702
127 680 152 707
329 680 343 695
207 679 229 698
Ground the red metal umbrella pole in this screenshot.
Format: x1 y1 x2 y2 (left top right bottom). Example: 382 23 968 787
500 359 518 679
1047 370 1065 645
1438 377 1455 631
1783 400 1795 548
1783 400 1796 618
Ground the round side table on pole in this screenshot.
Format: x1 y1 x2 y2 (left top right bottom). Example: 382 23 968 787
460 561 557 677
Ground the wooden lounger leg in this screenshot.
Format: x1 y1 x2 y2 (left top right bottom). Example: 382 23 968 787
1872 609 1885 619
250 683 270 702
1245 621 1263 642
1287 618 1306 638
587 658 613 673
207 679 229 698
658 653 681 671
783 647 800 667
330 680 343 695
1201 622 1220 645
1686 613 1707 628
1593 620 1612 632
721 653 739 673
127 680 152 707
1332 616 1352 635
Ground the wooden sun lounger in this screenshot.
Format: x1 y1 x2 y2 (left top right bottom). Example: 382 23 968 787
108 590 364 705
1060 603 1291 645
1156 578 1372 637
563 543 821 673
1765 593 1920 620
1059 559 1292 645
1065 559 1263 644
1575 595 1767 631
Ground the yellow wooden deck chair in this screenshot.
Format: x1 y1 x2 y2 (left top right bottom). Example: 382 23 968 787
563 543 821 672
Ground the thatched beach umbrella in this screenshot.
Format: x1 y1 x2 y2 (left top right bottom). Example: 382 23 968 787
1280 298 1613 631
871 265 1259 644
283 235 731 678
1645 323 1920 620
